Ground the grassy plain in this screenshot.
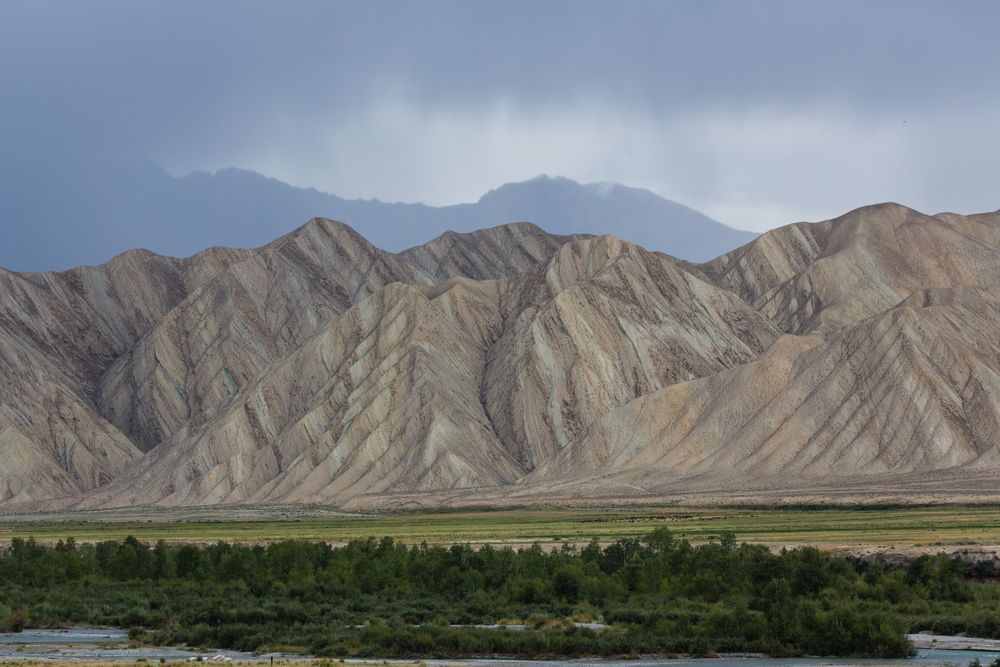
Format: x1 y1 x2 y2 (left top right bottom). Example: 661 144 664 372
1 504 999 550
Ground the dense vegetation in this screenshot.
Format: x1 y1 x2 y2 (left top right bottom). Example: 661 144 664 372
0 529 996 659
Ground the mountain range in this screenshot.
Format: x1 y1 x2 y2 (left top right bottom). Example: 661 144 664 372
0 161 754 271
2 202 1000 510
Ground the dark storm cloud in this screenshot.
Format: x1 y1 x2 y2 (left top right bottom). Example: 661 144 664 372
0 0 998 233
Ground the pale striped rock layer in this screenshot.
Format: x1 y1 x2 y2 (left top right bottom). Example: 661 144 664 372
2 204 999 509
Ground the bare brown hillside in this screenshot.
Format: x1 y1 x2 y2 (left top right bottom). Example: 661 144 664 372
2 205 999 509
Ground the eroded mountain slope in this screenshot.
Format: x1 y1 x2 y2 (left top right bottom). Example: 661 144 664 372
0 246 251 502
98 219 579 453
85 281 523 507
2 205 1000 509
85 234 776 506
528 285 1000 496
701 204 1000 333
484 235 778 469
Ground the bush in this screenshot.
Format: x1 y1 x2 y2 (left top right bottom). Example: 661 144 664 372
0 610 25 633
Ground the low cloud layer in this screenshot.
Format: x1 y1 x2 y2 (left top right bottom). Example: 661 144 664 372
1 0 998 234
207 96 1000 232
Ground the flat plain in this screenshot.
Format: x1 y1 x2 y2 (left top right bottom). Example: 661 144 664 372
1 505 999 553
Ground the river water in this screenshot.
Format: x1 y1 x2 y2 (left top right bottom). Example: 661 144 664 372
0 628 282 662
1 628 998 665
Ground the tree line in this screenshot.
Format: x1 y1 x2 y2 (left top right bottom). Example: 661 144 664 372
0 528 993 659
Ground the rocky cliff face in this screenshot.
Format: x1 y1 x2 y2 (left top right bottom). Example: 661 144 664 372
3 204 1000 508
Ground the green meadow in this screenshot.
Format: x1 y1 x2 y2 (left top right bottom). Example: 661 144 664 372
1 504 998 549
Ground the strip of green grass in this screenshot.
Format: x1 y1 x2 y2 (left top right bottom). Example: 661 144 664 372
1 505 999 548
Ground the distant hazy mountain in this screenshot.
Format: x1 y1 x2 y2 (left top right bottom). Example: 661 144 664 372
456 176 757 262
0 160 754 271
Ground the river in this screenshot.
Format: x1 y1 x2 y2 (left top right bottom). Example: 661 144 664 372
1 628 998 665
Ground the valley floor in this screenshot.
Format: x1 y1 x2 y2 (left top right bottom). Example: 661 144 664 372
2 504 999 558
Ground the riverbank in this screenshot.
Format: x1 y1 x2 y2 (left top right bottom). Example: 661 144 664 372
2 629 1000 666
1 652 1000 666
909 632 1000 652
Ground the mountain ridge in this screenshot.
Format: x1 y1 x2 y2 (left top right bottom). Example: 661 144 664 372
1 203 1000 509
0 162 755 271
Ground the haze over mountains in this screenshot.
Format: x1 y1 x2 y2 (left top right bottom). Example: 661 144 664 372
2 200 1000 510
0 161 754 271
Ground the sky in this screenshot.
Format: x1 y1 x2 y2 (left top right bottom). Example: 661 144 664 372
1 0 999 232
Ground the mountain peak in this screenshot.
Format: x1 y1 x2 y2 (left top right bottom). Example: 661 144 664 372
467 174 756 262
476 174 578 201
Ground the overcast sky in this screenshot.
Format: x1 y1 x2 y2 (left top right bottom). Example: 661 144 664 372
2 0 998 232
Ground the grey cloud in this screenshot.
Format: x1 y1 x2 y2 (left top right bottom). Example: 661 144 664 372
0 0 997 248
